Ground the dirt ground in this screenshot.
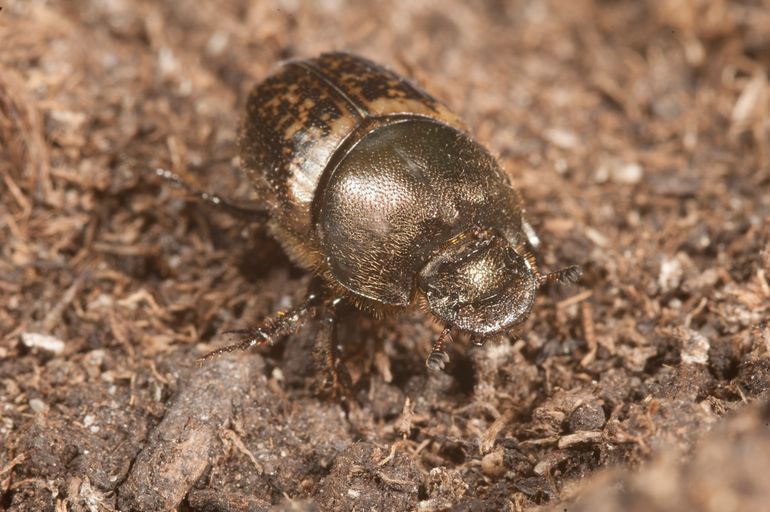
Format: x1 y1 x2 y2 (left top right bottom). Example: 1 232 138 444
1 1 770 511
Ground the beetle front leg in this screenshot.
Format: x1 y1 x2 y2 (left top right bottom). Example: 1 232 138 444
197 292 323 363
313 299 352 396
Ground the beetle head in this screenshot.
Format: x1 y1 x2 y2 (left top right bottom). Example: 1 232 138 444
418 229 539 336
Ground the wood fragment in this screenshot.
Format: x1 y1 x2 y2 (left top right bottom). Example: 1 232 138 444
220 428 264 474
580 301 597 367
479 408 514 455
117 355 259 512
557 431 603 449
556 290 593 310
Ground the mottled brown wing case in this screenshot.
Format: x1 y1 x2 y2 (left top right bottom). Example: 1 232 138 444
240 59 358 241
239 53 462 247
306 53 462 123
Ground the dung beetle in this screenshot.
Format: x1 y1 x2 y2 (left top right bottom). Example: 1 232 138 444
160 52 580 372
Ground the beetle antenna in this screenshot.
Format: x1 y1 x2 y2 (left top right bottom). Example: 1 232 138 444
517 241 581 287
538 265 582 286
156 167 269 223
426 327 453 372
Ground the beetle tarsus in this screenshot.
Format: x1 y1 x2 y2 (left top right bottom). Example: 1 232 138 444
156 167 268 223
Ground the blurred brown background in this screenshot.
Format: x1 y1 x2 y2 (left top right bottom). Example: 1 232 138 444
1 1 769 511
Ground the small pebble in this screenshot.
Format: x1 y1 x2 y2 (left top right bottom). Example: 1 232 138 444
480 448 506 478
544 128 579 150
29 398 48 414
680 328 710 365
21 332 65 354
658 256 684 293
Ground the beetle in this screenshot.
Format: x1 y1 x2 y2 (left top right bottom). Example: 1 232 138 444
160 52 580 372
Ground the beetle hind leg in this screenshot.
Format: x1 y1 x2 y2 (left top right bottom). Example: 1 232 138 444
157 168 269 223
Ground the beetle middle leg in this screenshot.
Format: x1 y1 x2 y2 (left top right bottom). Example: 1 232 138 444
197 292 324 363
156 168 268 223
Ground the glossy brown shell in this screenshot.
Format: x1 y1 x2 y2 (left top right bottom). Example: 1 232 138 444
316 119 526 306
240 52 463 269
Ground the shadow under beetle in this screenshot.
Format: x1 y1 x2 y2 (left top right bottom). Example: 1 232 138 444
161 52 580 373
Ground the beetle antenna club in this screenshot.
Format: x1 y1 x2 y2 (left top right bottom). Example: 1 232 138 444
426 327 453 371
538 265 583 286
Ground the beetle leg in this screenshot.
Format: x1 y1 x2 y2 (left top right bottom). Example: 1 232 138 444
314 300 353 396
197 292 322 363
156 168 268 223
426 327 453 371
316 305 338 389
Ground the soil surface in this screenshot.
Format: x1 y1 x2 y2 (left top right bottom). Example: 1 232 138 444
1 1 770 511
